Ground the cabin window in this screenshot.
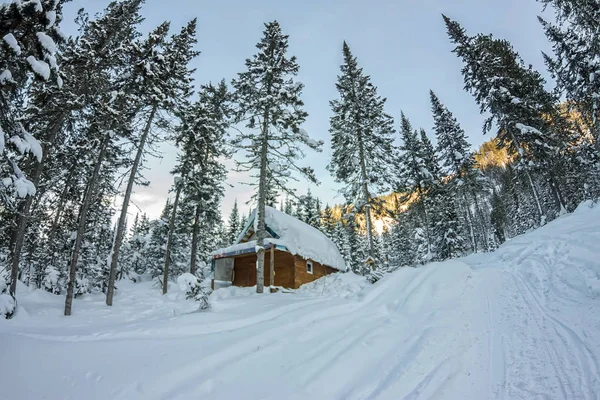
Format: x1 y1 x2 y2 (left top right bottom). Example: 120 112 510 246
306 260 313 274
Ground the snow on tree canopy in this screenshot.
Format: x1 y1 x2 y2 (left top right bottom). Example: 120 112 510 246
215 206 346 271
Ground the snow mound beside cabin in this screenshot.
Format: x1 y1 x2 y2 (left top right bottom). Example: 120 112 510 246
295 272 370 298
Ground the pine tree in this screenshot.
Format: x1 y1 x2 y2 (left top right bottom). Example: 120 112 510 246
538 0 600 155
63 1 145 316
106 19 199 305
283 195 295 215
231 21 322 293
444 15 570 224
227 200 241 244
395 113 434 261
0 0 66 210
430 90 488 252
175 81 230 276
431 187 466 260
320 204 336 238
328 42 395 266
1 0 69 317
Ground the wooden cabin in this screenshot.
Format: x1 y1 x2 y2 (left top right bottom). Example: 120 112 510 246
211 206 346 289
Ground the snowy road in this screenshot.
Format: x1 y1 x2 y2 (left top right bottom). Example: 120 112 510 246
2 203 600 399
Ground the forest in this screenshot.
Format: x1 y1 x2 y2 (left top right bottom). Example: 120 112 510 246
1 0 599 319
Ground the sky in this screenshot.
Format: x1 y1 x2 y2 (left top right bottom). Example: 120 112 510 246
61 0 554 220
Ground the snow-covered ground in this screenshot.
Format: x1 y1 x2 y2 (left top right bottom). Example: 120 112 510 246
2 202 600 400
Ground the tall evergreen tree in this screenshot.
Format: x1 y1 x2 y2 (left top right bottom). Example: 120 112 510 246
538 0 600 154
395 113 435 261
231 21 322 293
227 199 241 244
328 42 395 266
106 19 199 305
430 90 488 252
176 81 229 276
444 15 570 224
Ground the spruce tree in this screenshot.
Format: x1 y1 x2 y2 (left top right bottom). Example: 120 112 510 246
106 19 199 305
328 42 395 266
444 15 570 224
430 90 488 252
64 1 145 316
231 21 322 293
175 81 230 276
395 113 434 261
538 0 600 154
227 199 241 244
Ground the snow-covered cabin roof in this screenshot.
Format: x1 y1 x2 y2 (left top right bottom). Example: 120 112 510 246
212 206 346 271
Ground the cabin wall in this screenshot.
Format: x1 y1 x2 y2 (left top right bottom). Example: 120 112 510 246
293 256 337 289
230 250 295 288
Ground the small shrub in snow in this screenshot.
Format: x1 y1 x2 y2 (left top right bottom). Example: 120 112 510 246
42 266 61 294
75 275 90 298
0 293 15 318
127 271 140 283
177 273 211 310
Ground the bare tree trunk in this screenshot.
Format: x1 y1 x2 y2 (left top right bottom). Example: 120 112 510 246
7 117 64 313
525 169 545 225
420 196 433 259
106 103 157 306
461 191 477 253
64 133 111 316
472 194 489 250
190 204 201 276
548 175 567 215
255 112 270 294
269 244 275 289
162 183 182 295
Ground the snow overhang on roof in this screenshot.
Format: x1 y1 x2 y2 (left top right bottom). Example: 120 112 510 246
215 206 347 271
211 239 288 259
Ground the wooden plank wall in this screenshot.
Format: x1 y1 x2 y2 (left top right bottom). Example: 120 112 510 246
293 256 337 289
231 250 295 288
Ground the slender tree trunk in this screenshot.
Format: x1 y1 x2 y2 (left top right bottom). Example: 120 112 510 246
548 175 567 215
255 113 270 294
64 133 111 316
269 244 275 289
190 204 201 275
162 183 182 295
106 103 158 306
525 169 545 225
460 190 477 253
7 117 64 312
420 195 433 259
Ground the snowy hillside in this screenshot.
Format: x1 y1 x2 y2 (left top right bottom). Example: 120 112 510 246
2 203 600 400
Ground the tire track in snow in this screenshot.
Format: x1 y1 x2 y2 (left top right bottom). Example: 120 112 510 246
513 271 600 400
507 271 589 399
484 284 506 399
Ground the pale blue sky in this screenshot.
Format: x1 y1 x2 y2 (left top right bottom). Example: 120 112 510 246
62 0 553 219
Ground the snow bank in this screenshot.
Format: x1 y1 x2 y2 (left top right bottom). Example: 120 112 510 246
295 272 370 298
2 202 600 400
210 285 263 301
0 293 15 316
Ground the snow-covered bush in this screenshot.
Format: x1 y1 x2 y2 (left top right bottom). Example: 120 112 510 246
0 276 15 318
74 274 90 297
177 273 210 310
0 293 15 318
42 266 62 294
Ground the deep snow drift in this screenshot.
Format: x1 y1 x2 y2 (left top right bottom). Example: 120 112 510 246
1 202 600 399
